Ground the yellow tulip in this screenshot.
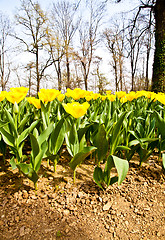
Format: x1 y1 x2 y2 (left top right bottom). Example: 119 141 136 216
63 101 90 118
26 97 41 109
115 91 126 99
0 91 7 102
106 90 112 95
85 95 94 101
154 93 165 105
57 94 65 102
10 87 29 94
120 97 127 103
38 89 61 103
100 95 107 101
65 88 87 100
106 94 116 102
91 93 101 100
125 92 137 101
6 91 27 104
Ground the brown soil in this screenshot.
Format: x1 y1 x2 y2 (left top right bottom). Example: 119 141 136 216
0 154 165 240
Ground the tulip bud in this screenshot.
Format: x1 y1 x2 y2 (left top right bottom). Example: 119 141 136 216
13 102 19 114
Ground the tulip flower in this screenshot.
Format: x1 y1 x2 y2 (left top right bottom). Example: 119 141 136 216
6 91 27 104
57 94 65 102
38 89 61 103
65 88 87 100
63 101 90 118
10 87 29 94
115 91 126 99
125 92 137 101
106 94 116 102
0 91 7 102
27 97 41 109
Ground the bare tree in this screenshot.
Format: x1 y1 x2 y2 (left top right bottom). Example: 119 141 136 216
126 22 144 91
103 20 125 92
0 12 11 90
93 57 108 94
13 0 54 94
45 27 65 91
117 0 165 92
73 0 106 91
52 0 81 89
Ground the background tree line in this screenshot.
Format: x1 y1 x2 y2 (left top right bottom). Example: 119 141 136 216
0 0 164 94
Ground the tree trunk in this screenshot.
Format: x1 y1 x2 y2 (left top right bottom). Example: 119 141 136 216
36 47 40 94
152 0 165 92
131 58 134 91
29 68 32 96
145 45 150 90
0 44 5 91
66 55 70 89
58 60 62 91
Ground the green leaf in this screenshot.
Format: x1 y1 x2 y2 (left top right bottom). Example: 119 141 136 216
10 156 17 170
34 141 47 172
69 123 78 145
69 146 97 171
38 124 53 146
104 155 114 186
67 123 79 156
110 176 118 185
162 153 165 170
18 113 31 132
129 130 141 143
17 120 39 146
129 137 158 147
116 146 131 151
5 110 18 138
17 163 39 184
50 118 65 154
110 112 128 154
0 139 6 156
93 166 104 189
154 111 165 139
112 155 129 185
94 124 108 163
0 127 15 147
77 123 93 143
29 133 40 166
41 101 50 128
65 132 74 157
126 144 139 161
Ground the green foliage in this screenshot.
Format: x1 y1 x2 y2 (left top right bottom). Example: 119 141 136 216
1 89 165 190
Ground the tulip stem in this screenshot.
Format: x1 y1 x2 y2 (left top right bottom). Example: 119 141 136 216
73 170 76 183
34 182 38 191
54 159 57 173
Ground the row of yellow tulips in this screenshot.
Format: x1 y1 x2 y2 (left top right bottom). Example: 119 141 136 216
0 87 165 117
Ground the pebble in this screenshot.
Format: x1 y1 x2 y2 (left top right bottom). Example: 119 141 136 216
20 226 25 236
63 209 70 216
125 221 129 226
98 197 103 202
65 228 69 233
81 199 86 204
0 220 4 225
31 195 37 200
103 202 112 211
22 190 28 199
48 177 53 180
77 192 84 198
